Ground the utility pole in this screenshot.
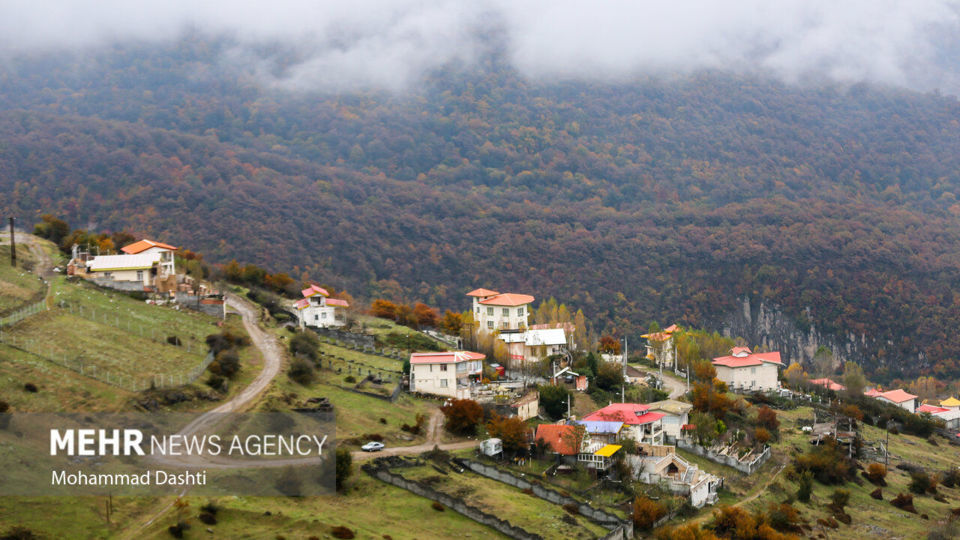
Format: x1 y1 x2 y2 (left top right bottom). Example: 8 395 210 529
622 335 628 379
8 217 15 267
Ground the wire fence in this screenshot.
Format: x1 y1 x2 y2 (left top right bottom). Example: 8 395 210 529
0 300 215 391
0 299 47 327
0 330 215 392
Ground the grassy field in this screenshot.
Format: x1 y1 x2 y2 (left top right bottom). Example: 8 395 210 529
355 314 451 349
400 463 610 538
692 405 960 539
132 473 504 540
0 245 44 314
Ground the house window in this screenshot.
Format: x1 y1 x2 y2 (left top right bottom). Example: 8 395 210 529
503 308 509 316
750 367 756 374
487 307 494 316
136 270 143 281
440 379 448 388
518 307 524 316
321 312 327 319
476 307 480 313
487 321 494 329
440 364 447 371
103 272 112 278
315 314 319 321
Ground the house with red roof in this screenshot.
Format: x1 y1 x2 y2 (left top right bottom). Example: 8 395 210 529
293 284 349 329
584 403 665 445
534 424 583 456
809 378 846 392
711 347 783 392
467 288 534 333
409 351 485 399
873 389 918 413
917 403 960 429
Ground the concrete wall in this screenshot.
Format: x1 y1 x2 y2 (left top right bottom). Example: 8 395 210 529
310 327 376 349
677 439 771 474
175 293 225 318
453 458 633 539
90 277 148 292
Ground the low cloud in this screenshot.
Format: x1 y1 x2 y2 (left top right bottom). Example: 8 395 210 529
1 0 958 92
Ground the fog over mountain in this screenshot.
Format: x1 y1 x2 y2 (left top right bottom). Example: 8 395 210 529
1 0 959 93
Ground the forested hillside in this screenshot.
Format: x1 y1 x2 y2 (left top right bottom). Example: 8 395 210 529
3 37 960 379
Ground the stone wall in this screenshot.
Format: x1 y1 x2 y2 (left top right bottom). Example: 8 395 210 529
677 440 771 474
362 463 544 540
310 327 376 349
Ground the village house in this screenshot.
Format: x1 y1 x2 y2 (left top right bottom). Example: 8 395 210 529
293 284 349 329
467 288 534 333
711 347 783 392
120 239 177 277
642 324 679 368
490 390 541 421
629 447 721 508
408 351 484 399
534 423 581 458
500 327 569 362
573 420 624 445
917 404 960 429
940 397 960 410
534 423 623 473
583 403 665 445
873 388 918 413
645 400 694 443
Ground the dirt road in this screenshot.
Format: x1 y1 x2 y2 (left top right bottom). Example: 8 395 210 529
351 409 478 462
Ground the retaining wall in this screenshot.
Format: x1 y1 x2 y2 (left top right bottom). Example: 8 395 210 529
677 440 771 474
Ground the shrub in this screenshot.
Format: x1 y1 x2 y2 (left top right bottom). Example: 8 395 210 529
200 501 218 515
870 488 883 500
335 447 353 491
344 375 356 384
910 471 934 495
891 492 917 513
797 471 814 502
633 496 667 530
754 427 772 444
288 357 316 385
330 526 355 539
198 512 217 525
942 468 960 488
538 384 573 419
865 463 887 485
213 349 241 378
766 502 802 532
431 502 445 511
0 527 38 540
23 383 38 393
379 417 387 424
0 400 8 413
275 466 302 497
167 522 188 538
205 373 226 391
440 399 484 436
757 405 780 433
166 335 182 346
289 331 321 361
792 437 854 484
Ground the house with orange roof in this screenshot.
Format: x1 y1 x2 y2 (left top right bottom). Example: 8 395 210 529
293 284 349 329
467 288 534 333
409 351 485 399
120 238 178 277
711 347 783 392
642 324 679 368
873 389 918 413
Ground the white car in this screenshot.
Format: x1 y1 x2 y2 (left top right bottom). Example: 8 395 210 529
361 441 385 452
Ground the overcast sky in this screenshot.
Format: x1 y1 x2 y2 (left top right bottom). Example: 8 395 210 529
1 0 958 93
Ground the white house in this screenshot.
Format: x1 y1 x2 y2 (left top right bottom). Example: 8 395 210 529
874 389 918 413
294 284 348 329
918 404 960 429
467 288 534 333
646 399 694 442
711 347 782 392
409 351 485 398
584 403 665 445
86 253 162 290
500 327 569 362
642 324 679 368
120 239 177 277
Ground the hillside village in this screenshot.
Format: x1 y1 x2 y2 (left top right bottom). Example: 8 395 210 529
3 222 960 540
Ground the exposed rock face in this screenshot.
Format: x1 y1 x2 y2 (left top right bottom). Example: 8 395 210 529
720 296 879 369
